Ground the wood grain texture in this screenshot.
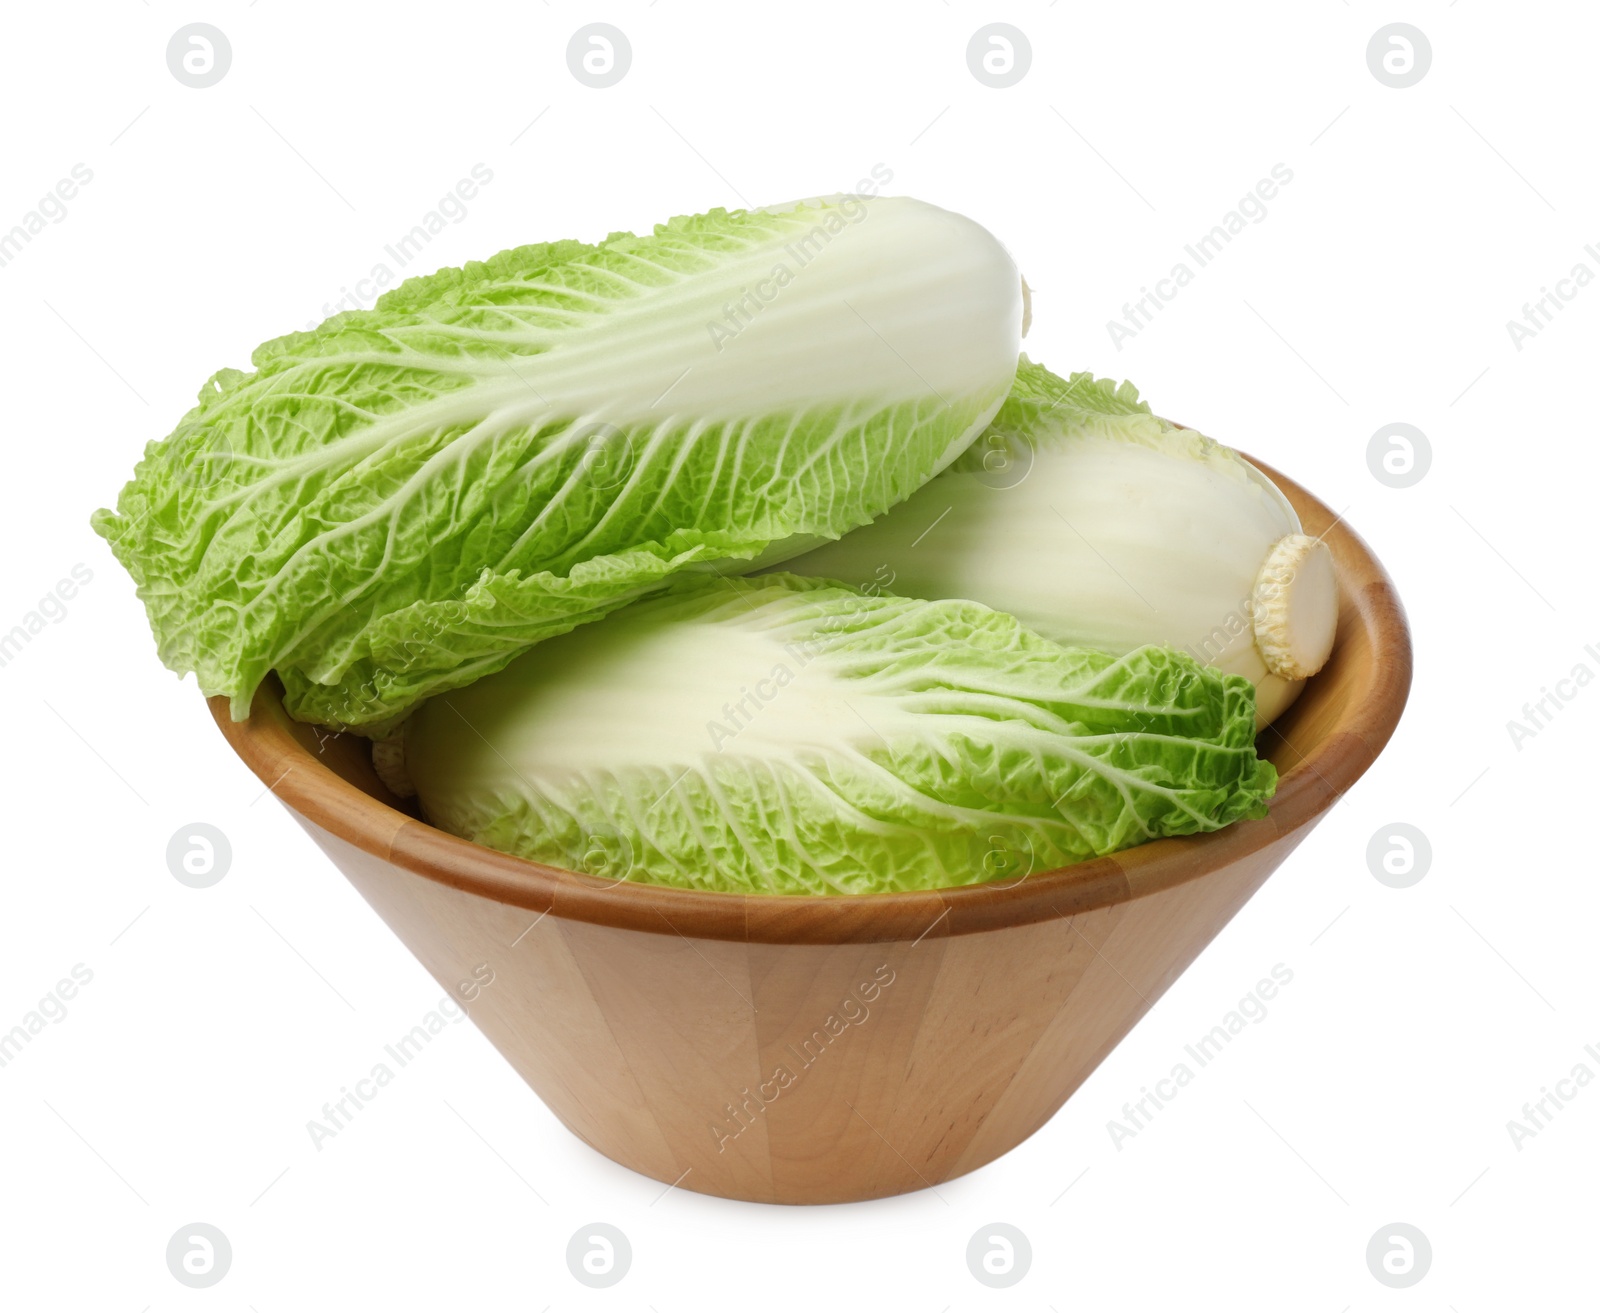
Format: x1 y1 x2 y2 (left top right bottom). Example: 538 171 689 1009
210 458 1411 1203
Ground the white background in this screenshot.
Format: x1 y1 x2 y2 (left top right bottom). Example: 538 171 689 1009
2 1 1595 1308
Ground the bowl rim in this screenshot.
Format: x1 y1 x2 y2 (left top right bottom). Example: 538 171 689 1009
210 456 1411 946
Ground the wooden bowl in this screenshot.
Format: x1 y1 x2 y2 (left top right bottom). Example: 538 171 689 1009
210 459 1409 1205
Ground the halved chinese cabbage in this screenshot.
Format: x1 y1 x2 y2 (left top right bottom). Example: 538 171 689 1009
93 197 1023 733
403 574 1276 895
782 358 1337 726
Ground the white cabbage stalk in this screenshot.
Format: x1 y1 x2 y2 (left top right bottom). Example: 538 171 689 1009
783 360 1338 727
